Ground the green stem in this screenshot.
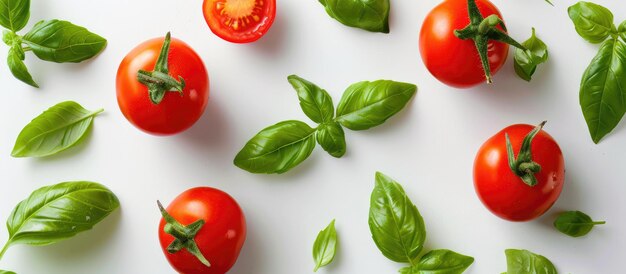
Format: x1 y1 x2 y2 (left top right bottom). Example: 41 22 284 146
0 242 9 261
506 121 547 187
137 32 186 105
592 221 606 225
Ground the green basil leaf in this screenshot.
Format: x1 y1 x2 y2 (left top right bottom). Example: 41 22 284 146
319 0 390 33
312 219 338 272
514 28 549 82
413 249 474 274
288 75 334 124
554 211 605 237
316 122 346 158
579 38 626 143
234 120 317 174
6 181 119 247
619 21 626 41
369 172 425 264
0 270 16 274
7 44 38 87
11 101 103 158
0 0 29 31
568 2 615 44
504 249 557 274
23 20 106 63
336 80 416 130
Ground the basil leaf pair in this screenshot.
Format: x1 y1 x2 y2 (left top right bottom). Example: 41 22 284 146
514 28 548 82
234 75 416 174
568 1 626 143
319 0 390 33
554 211 605 237
312 219 338 271
369 172 474 273
503 249 557 274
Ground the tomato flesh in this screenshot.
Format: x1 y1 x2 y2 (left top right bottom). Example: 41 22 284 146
203 0 276 43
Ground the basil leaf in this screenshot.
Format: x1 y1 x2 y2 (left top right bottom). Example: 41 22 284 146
312 219 338 272
579 38 626 143
369 172 425 264
0 270 16 274
319 0 390 33
514 28 549 82
316 122 346 158
7 44 38 87
288 75 334 124
554 211 605 237
619 21 626 41
23 20 106 63
6 181 119 247
234 120 317 174
11 101 103 158
413 249 474 274
0 0 29 31
336 80 416 130
568 2 615 44
504 249 557 274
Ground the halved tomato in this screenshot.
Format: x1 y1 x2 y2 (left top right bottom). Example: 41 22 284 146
203 0 276 43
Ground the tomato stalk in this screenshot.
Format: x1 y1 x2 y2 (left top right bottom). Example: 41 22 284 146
157 201 211 268
506 121 547 187
137 32 186 105
454 0 526 84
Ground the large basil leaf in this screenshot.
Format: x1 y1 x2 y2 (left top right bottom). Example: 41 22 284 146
554 211 605 237
514 28 549 82
369 172 425 264
504 249 557 274
408 250 474 274
579 38 626 143
11 101 103 157
288 75 334 124
568 2 615 44
7 44 38 87
234 120 317 174
23 20 107 63
6 181 119 247
312 219 338 272
336 80 416 130
316 122 346 158
0 0 29 31
0 270 16 274
319 0 390 33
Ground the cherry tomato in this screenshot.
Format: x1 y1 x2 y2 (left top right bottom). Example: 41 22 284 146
474 123 565 221
203 0 276 43
117 33 209 135
419 0 509 88
158 187 246 274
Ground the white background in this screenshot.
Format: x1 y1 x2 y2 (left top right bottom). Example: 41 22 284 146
0 0 624 273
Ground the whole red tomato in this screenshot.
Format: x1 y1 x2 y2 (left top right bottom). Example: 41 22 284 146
158 187 246 274
420 0 510 88
473 122 565 221
203 0 276 43
117 32 209 135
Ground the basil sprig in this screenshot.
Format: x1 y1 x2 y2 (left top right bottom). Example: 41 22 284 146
234 75 416 174
312 219 338 272
503 249 557 274
319 0 390 33
514 28 549 82
369 172 474 274
569 1 626 143
554 211 605 237
0 0 106 87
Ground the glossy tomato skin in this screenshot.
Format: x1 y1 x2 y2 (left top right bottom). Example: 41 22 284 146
117 37 209 135
203 0 276 43
420 0 509 88
474 125 565 222
159 187 246 274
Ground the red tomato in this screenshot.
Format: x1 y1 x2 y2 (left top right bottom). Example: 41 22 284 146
117 34 209 135
158 187 246 274
419 0 509 88
474 123 565 222
203 0 276 43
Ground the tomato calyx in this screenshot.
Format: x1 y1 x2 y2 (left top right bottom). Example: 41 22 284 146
453 0 526 84
137 32 186 104
505 121 547 187
157 200 211 268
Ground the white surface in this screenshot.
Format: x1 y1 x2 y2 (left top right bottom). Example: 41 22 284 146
0 0 624 273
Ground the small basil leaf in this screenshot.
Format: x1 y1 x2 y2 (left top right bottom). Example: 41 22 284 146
6 181 119 247
316 122 346 158
0 270 16 274
11 101 103 157
234 120 317 174
319 0 390 33
23 20 107 63
7 45 38 87
312 219 338 272
336 80 416 130
579 38 626 143
288 75 334 124
514 28 549 82
414 249 474 274
369 172 425 264
568 2 615 44
0 0 30 31
504 249 557 274
554 211 605 237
